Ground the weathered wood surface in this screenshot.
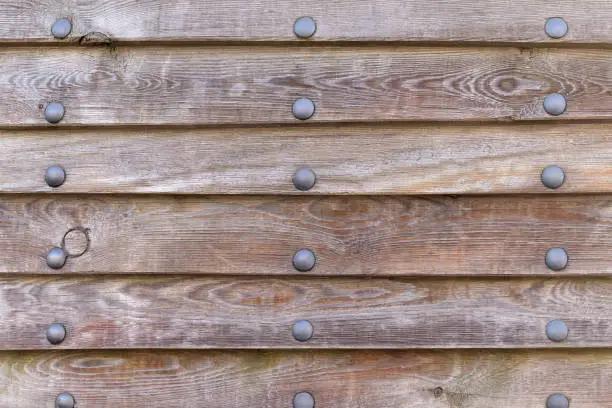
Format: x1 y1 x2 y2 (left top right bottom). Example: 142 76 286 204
2 195 611 275
1 1 612 45
1 276 611 349
2 123 612 194
2 350 611 408
3 47 612 125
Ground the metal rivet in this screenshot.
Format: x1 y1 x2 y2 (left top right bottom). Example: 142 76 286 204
547 393 570 408
294 17 317 38
46 323 67 345
546 320 569 342
541 165 565 189
55 392 75 408
293 168 316 191
545 17 568 39
293 249 316 272
292 98 315 120
545 248 568 271
293 392 315 408
45 102 65 124
45 165 66 188
51 18 72 39
543 93 567 116
292 320 314 342
47 247 67 269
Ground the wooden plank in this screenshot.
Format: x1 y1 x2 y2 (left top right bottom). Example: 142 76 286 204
2 123 612 194
2 47 612 125
1 195 611 275
1 276 611 349
1 1 612 45
2 350 611 407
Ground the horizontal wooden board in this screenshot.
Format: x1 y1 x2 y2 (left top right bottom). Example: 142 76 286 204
2 123 612 194
1 1 612 45
2 47 612 125
1 276 611 349
2 195 611 275
2 350 611 407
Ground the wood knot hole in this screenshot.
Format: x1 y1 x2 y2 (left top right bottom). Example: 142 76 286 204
433 387 444 398
79 31 113 46
61 227 90 258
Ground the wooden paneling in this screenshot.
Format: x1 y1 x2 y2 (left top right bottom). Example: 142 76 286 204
1 1 611 45
1 195 610 275
2 47 612 125
2 349 611 407
2 123 612 194
1 276 610 349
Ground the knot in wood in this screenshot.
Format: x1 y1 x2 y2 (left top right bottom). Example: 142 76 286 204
61 227 90 257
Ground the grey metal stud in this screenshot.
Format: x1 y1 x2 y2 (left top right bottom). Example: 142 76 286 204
293 168 317 191
55 392 75 408
543 93 567 116
47 247 67 269
545 248 568 271
546 393 570 408
292 98 315 120
51 18 72 39
292 320 314 342
293 392 315 408
545 17 568 39
45 165 66 188
45 102 65 124
293 249 316 272
546 319 569 342
46 323 67 345
294 17 317 38
541 165 565 189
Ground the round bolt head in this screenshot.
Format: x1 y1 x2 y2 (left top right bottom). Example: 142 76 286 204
51 18 72 39
545 17 568 39
46 323 67 345
294 17 317 38
293 168 317 191
547 393 570 408
293 392 315 408
546 319 569 342
55 392 75 408
292 98 315 120
292 320 314 342
545 248 568 271
47 247 67 269
45 102 65 124
45 165 66 188
543 93 567 116
293 249 316 272
541 165 565 189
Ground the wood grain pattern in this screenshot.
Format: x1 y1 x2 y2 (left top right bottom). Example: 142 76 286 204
1 276 611 349
2 46 612 125
2 123 612 194
2 349 611 407
2 194 611 275
1 1 611 44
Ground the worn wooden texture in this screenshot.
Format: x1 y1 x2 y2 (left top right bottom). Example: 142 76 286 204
1 349 611 408
2 47 612 125
1 1 611 45
2 195 611 275
1 276 611 349
2 123 612 194
0 195 612 276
